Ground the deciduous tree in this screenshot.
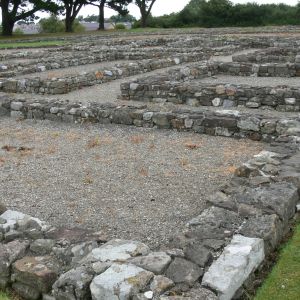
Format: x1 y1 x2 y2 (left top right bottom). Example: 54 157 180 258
88 0 132 30
58 0 88 32
134 0 157 27
0 0 59 36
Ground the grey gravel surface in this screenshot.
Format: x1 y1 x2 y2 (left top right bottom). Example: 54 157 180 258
0 117 263 249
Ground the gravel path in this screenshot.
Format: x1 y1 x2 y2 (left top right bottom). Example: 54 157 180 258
14 60 131 80
197 75 300 87
0 118 263 249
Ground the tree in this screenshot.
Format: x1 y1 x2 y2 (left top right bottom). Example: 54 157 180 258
110 13 136 24
39 14 85 32
134 0 157 27
39 15 65 33
59 0 88 32
0 0 59 36
82 14 98 22
88 0 132 30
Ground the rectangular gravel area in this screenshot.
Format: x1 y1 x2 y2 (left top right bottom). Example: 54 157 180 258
0 118 263 249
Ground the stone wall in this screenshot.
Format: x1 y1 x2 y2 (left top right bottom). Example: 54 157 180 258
0 49 208 78
1 95 300 141
211 61 300 77
232 47 299 63
0 55 205 95
121 79 300 111
0 104 299 299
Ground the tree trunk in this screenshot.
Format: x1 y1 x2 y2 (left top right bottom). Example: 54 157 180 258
1 3 14 36
98 3 105 30
2 19 14 36
140 12 147 27
65 8 74 32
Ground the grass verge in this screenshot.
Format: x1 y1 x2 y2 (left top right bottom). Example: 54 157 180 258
0 291 10 300
254 222 300 300
0 289 21 300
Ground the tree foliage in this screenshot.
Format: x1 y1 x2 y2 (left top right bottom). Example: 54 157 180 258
57 0 88 32
110 13 136 23
0 0 59 36
142 0 300 28
38 15 85 33
88 0 132 30
134 0 157 27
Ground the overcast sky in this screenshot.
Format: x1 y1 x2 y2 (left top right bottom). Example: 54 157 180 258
79 0 299 19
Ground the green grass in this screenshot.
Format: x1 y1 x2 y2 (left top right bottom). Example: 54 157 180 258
254 222 300 300
0 40 66 49
0 291 10 300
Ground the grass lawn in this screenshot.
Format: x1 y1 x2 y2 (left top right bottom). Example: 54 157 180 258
254 222 300 300
0 40 66 49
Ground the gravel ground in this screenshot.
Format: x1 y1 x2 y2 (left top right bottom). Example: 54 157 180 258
197 75 300 87
0 117 263 249
14 60 131 80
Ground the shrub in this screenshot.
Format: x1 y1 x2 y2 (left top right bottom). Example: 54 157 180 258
115 23 126 30
39 16 85 33
39 16 64 33
13 28 24 35
73 20 85 33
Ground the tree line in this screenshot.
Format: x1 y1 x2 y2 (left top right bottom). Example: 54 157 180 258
2 0 300 36
0 0 157 35
143 0 300 28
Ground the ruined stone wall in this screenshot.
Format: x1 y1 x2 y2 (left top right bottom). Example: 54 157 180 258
0 55 205 94
121 80 300 111
1 96 300 140
211 61 300 77
0 49 208 78
232 47 299 63
0 96 299 299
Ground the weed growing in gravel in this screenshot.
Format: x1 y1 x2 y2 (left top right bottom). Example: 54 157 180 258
83 172 94 185
0 157 5 166
130 135 144 144
87 137 101 149
185 142 200 150
139 167 149 177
